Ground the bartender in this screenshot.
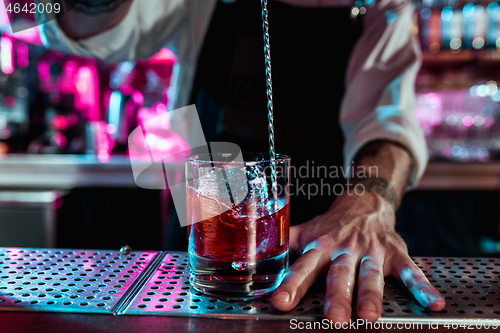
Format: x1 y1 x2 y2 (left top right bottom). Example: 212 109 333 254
37 0 446 323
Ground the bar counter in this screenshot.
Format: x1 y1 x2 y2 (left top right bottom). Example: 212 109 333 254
0 154 497 191
0 312 479 333
0 248 499 332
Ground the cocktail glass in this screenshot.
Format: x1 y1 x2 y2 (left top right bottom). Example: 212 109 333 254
186 152 290 299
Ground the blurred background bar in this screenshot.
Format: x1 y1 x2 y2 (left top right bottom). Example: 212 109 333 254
397 0 500 258
2 0 500 257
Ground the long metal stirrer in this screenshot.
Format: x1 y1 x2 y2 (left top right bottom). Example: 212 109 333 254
262 0 283 246
261 0 275 165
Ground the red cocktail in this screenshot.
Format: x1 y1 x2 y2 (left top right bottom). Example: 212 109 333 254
186 153 290 299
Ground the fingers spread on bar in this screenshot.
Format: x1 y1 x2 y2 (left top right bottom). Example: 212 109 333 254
355 255 384 323
323 252 358 323
391 254 446 312
270 248 329 311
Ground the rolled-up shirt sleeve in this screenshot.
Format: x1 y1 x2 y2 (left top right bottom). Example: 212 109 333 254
36 0 215 62
340 0 427 189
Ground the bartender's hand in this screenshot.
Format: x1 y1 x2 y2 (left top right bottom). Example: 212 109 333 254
270 141 446 323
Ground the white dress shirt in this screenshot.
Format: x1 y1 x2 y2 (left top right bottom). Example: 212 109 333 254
37 0 428 188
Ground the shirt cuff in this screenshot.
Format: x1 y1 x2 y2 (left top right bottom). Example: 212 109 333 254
343 115 428 191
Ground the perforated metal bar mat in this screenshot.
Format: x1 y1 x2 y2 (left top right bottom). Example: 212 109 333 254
121 252 320 319
1 248 500 323
121 253 500 322
0 248 158 314
382 257 500 323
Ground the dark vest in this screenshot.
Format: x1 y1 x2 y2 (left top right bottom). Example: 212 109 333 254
165 0 364 250
191 0 363 224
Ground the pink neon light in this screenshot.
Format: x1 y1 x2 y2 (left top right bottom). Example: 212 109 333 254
484 116 495 127
53 132 68 148
38 60 54 93
440 145 452 157
75 66 100 120
1 34 14 75
462 115 474 127
67 114 78 126
92 121 111 162
129 111 190 163
156 103 167 114
79 66 91 79
59 61 77 94
0 128 11 140
16 42 28 68
132 91 144 105
52 115 68 130
38 60 49 78
76 81 88 92
145 133 157 146
156 139 172 151
3 96 15 107
98 150 110 162
146 48 176 63
107 124 117 135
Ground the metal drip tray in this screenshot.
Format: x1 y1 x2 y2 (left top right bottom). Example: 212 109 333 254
0 248 158 313
121 252 325 320
1 248 500 323
381 257 500 323
122 254 500 322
